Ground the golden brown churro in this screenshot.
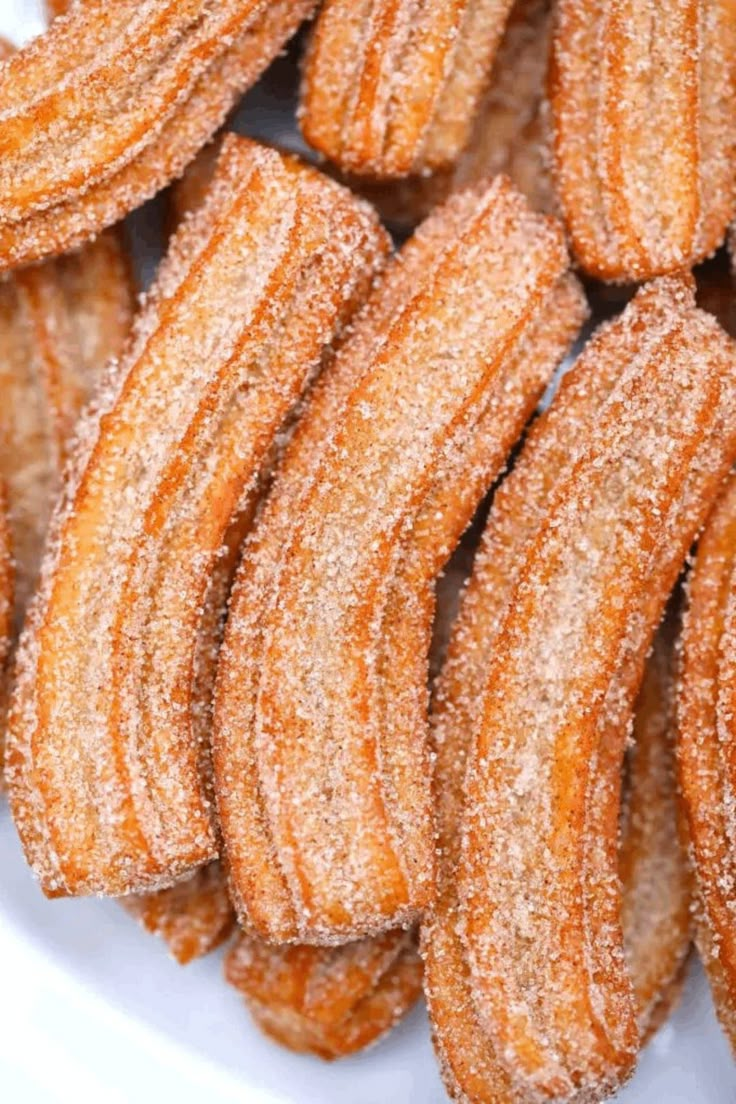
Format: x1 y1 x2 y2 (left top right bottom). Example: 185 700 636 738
300 0 516 178
620 619 692 1039
550 0 736 282
6 135 389 899
225 927 422 1059
125 863 236 966
426 276 736 1102
678 472 736 1052
214 175 585 946
0 0 317 269
352 0 554 228
127 135 250 966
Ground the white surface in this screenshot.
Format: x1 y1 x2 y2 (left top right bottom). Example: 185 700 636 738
1 2 735 1101
2 798 736 1104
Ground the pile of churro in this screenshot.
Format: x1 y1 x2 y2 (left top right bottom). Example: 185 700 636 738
3 2 736 1099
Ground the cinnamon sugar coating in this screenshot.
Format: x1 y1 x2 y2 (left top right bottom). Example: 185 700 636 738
125 861 236 965
300 0 516 178
5 135 389 899
213 175 584 945
127 161 262 963
0 226 134 779
550 0 736 282
120 514 252 962
180 0 554 230
427 276 736 1102
0 0 316 268
620 618 692 1040
350 0 554 228
678 472 736 1053
120 150 257 964
225 926 422 1059
0 4 726 1087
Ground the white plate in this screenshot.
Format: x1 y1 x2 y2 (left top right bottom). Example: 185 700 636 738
0 3 735 1100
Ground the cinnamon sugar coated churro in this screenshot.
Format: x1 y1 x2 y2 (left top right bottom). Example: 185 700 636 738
225 927 422 1059
349 0 554 228
0 0 317 268
620 618 692 1039
0 230 134 616
300 0 516 178
425 276 736 1102
678 472 736 1051
550 0 736 282
214 176 585 945
5 134 389 899
125 862 235 966
2 0 735 1093
135 130 244 966
458 278 736 1099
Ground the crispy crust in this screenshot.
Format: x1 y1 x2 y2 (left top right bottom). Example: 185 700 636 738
460 279 736 1098
125 862 235 965
5 135 389 899
122 159 260 963
0 0 316 269
225 926 421 1059
121 511 250 963
425 313 629 1104
0 229 134 619
0 227 134 786
299 0 516 178
0 6 133 782
620 619 692 1039
351 0 554 227
180 0 552 231
213 176 583 945
426 276 736 1102
424 296 626 1104
219 537 476 1054
550 0 736 282
677 472 736 1051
